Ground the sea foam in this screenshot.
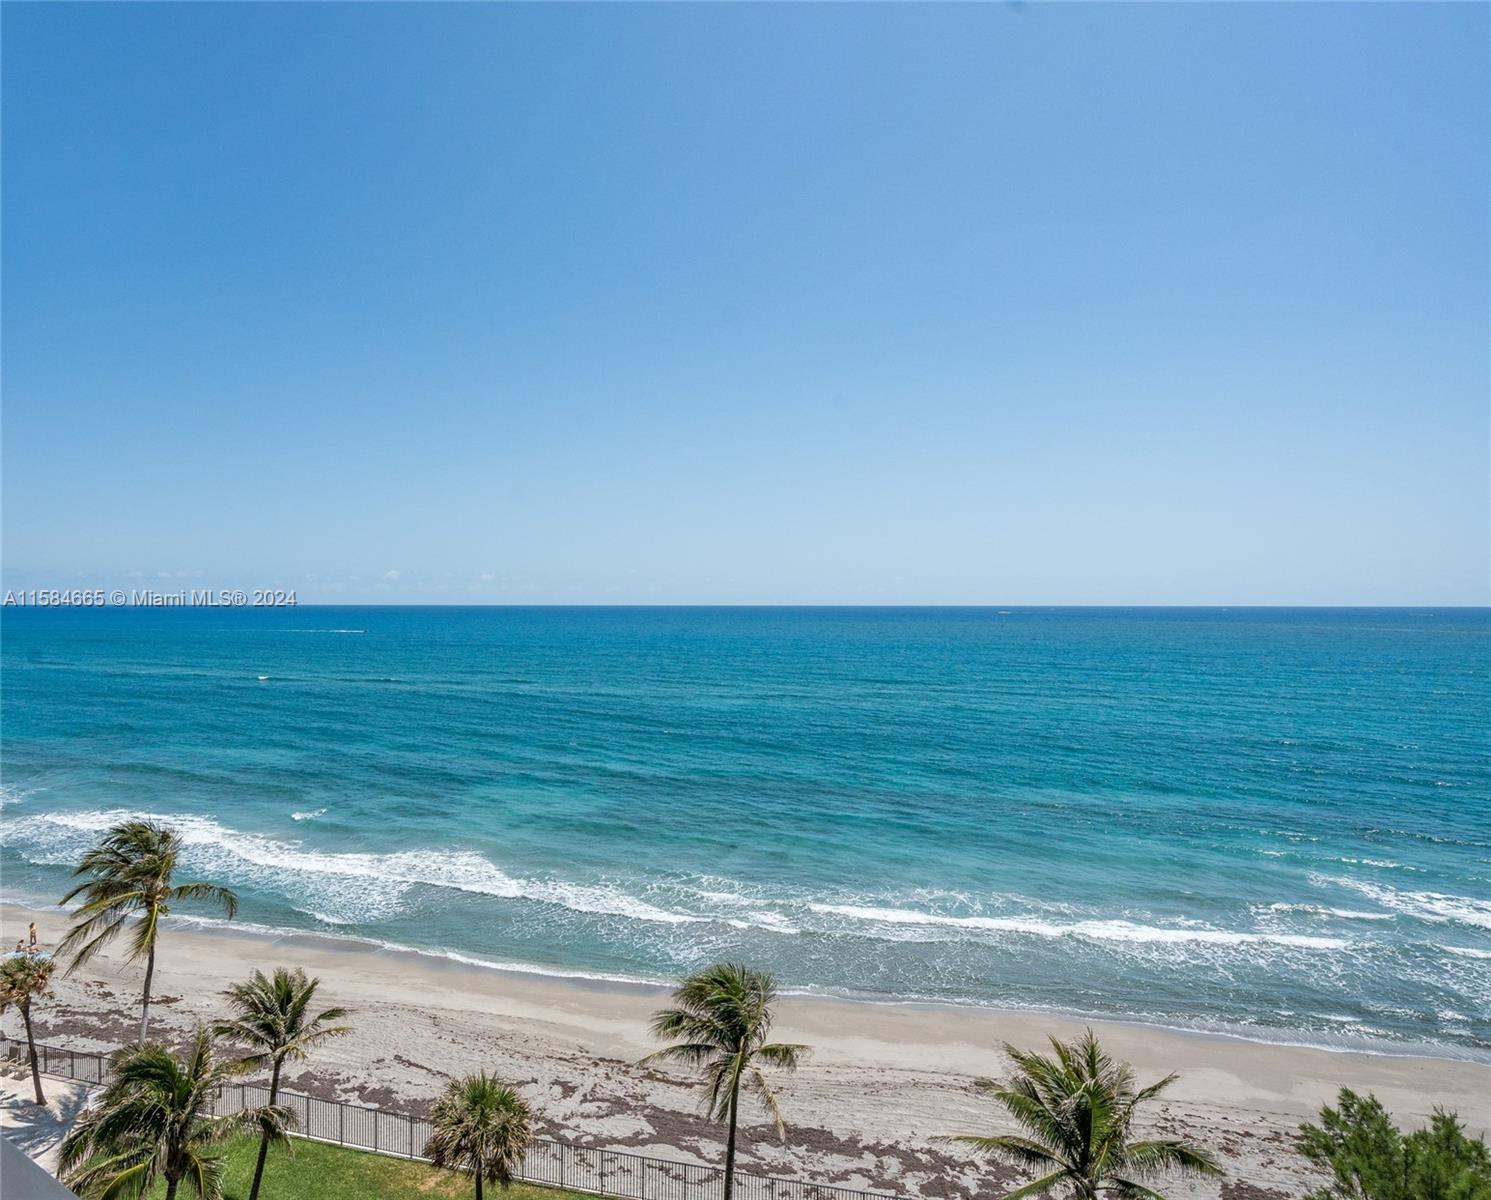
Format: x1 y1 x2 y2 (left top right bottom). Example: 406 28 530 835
1322 876 1491 931
2 808 706 928
805 903 1349 949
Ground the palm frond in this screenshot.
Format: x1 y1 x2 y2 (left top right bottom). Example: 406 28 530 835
999 1169 1074 1200
183 1149 227 1200
424 1071 533 1186
216 967 349 1077
935 1134 1062 1171
128 905 161 965
1122 1139 1223 1180
746 1068 786 1137
641 962 801 1138
168 881 239 918
72 1151 156 1200
754 1042 807 1070
938 1032 1219 1200
1111 1179 1174 1200
57 907 136 971
640 1041 722 1068
59 1027 243 1200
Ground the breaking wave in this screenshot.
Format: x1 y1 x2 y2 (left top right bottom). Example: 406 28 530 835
807 903 1349 949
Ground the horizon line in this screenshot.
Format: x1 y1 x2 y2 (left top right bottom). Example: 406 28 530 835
5 603 1488 612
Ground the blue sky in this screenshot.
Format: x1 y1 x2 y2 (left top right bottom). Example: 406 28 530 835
3 3 1486 605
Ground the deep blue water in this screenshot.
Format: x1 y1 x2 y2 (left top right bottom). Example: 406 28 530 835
2 606 1487 1055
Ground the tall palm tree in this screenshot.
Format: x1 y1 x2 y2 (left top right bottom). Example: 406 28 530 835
424 1072 534 1200
58 820 238 1042
642 962 807 1200
0 952 56 1104
940 1029 1222 1200
59 1027 286 1200
215 966 350 1200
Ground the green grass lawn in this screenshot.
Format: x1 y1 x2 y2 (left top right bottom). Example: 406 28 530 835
142 1135 599 1200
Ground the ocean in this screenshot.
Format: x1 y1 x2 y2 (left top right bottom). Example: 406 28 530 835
1 606 1487 1057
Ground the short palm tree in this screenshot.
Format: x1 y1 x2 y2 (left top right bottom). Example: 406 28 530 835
215 966 350 1200
642 962 807 1200
0 952 56 1104
940 1029 1222 1200
58 820 239 1042
59 1027 287 1200
425 1072 534 1200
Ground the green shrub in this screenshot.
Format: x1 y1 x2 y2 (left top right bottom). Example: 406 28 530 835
1298 1089 1491 1200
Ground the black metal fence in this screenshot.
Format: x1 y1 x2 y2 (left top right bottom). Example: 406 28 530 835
5 1038 895 1200
10 1039 112 1086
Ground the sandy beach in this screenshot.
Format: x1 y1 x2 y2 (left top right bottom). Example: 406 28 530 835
4 905 1486 1200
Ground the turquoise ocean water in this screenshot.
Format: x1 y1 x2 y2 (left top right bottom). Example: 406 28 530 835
1 607 1487 1056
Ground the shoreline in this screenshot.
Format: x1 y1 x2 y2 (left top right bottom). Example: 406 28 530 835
4 901 1488 1200
4 893 1485 1069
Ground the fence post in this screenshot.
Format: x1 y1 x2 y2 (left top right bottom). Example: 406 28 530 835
20 1039 898 1200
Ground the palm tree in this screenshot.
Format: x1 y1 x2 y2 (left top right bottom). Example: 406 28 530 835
0 952 56 1104
215 966 350 1200
58 819 238 1042
59 1027 286 1200
940 1029 1222 1200
424 1072 533 1200
642 963 807 1200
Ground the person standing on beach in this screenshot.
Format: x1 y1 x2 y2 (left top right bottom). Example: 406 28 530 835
28 923 38 953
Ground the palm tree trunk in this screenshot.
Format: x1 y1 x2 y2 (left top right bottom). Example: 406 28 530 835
475 1171 484 1200
164 1176 180 1200
138 941 156 1044
20 1001 45 1105
722 1079 740 1200
248 1058 282 1200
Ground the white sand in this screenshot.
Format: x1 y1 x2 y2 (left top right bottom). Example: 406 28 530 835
4 905 1486 1200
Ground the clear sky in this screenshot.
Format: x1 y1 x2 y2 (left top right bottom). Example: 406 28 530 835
2 2 1486 605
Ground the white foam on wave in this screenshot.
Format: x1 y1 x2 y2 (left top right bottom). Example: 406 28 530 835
724 910 801 934
1256 903 1393 922
806 903 1348 950
8 808 1471 957
158 910 668 987
2 808 711 928
1322 876 1491 930
278 629 367 634
1442 946 1491 960
1334 857 1416 871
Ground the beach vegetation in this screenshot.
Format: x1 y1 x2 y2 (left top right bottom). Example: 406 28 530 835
0 950 56 1104
216 966 351 1200
939 1028 1221 1200
643 962 807 1200
139 1134 591 1200
1297 1088 1491 1200
425 1071 535 1200
60 1027 288 1200
58 819 239 1042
